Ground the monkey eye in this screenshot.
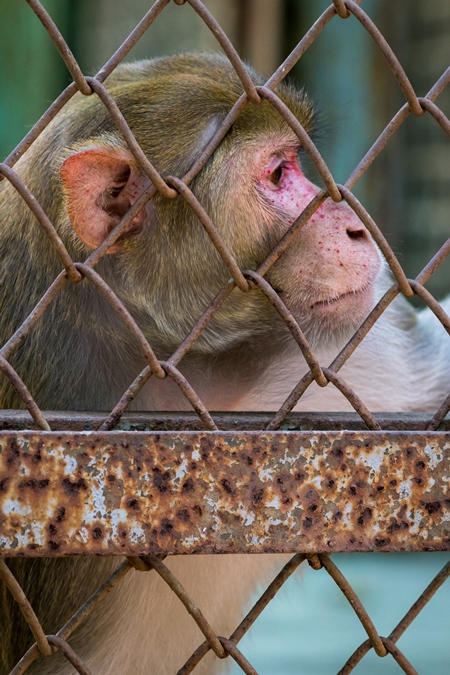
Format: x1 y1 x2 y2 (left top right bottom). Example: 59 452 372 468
268 165 283 185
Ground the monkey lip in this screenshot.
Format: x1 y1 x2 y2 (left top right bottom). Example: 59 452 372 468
310 284 373 311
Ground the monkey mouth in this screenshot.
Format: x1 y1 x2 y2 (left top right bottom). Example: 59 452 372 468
310 284 372 311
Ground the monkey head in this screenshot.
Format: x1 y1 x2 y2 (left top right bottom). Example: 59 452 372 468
57 53 382 356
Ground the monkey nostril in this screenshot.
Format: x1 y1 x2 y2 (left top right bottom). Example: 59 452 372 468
346 227 367 241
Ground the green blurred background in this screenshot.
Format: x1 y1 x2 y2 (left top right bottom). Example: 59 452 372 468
0 1 449 673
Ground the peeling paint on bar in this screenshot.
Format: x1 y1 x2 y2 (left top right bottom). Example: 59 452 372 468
0 430 449 556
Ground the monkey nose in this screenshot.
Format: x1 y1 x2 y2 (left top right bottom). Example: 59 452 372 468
346 223 370 241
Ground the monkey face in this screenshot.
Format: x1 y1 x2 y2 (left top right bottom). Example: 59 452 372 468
215 135 383 346
57 54 384 355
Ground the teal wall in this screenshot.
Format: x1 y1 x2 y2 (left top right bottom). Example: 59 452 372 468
231 552 450 674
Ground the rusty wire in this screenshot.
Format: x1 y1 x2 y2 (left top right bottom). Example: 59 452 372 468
0 0 449 673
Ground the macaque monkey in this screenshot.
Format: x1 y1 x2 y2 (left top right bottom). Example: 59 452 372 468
0 52 449 674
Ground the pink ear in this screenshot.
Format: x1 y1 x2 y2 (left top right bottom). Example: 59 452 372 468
60 148 147 251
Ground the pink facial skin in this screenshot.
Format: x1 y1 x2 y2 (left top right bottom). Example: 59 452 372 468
256 147 382 329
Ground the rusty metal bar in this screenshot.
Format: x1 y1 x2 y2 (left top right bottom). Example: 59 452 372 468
1 430 449 556
1 411 447 432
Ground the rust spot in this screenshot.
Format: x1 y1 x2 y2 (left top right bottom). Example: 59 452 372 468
18 478 50 490
160 518 173 536
177 508 190 522
1 429 449 556
6 438 20 464
331 445 343 459
357 508 373 525
424 501 442 515
31 448 42 463
221 478 235 494
152 467 170 493
62 477 87 494
388 519 410 533
56 506 66 522
252 488 264 504
182 477 194 492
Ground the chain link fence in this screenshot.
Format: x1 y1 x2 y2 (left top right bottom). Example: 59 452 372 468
0 0 449 673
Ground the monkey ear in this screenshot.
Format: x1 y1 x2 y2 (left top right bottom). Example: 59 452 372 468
60 149 147 251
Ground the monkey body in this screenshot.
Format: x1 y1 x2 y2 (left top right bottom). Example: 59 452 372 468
0 53 448 673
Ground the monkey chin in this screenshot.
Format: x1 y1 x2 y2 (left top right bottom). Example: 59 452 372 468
310 282 374 315
292 282 377 349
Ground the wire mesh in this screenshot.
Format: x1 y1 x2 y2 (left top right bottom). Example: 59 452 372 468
0 0 449 673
